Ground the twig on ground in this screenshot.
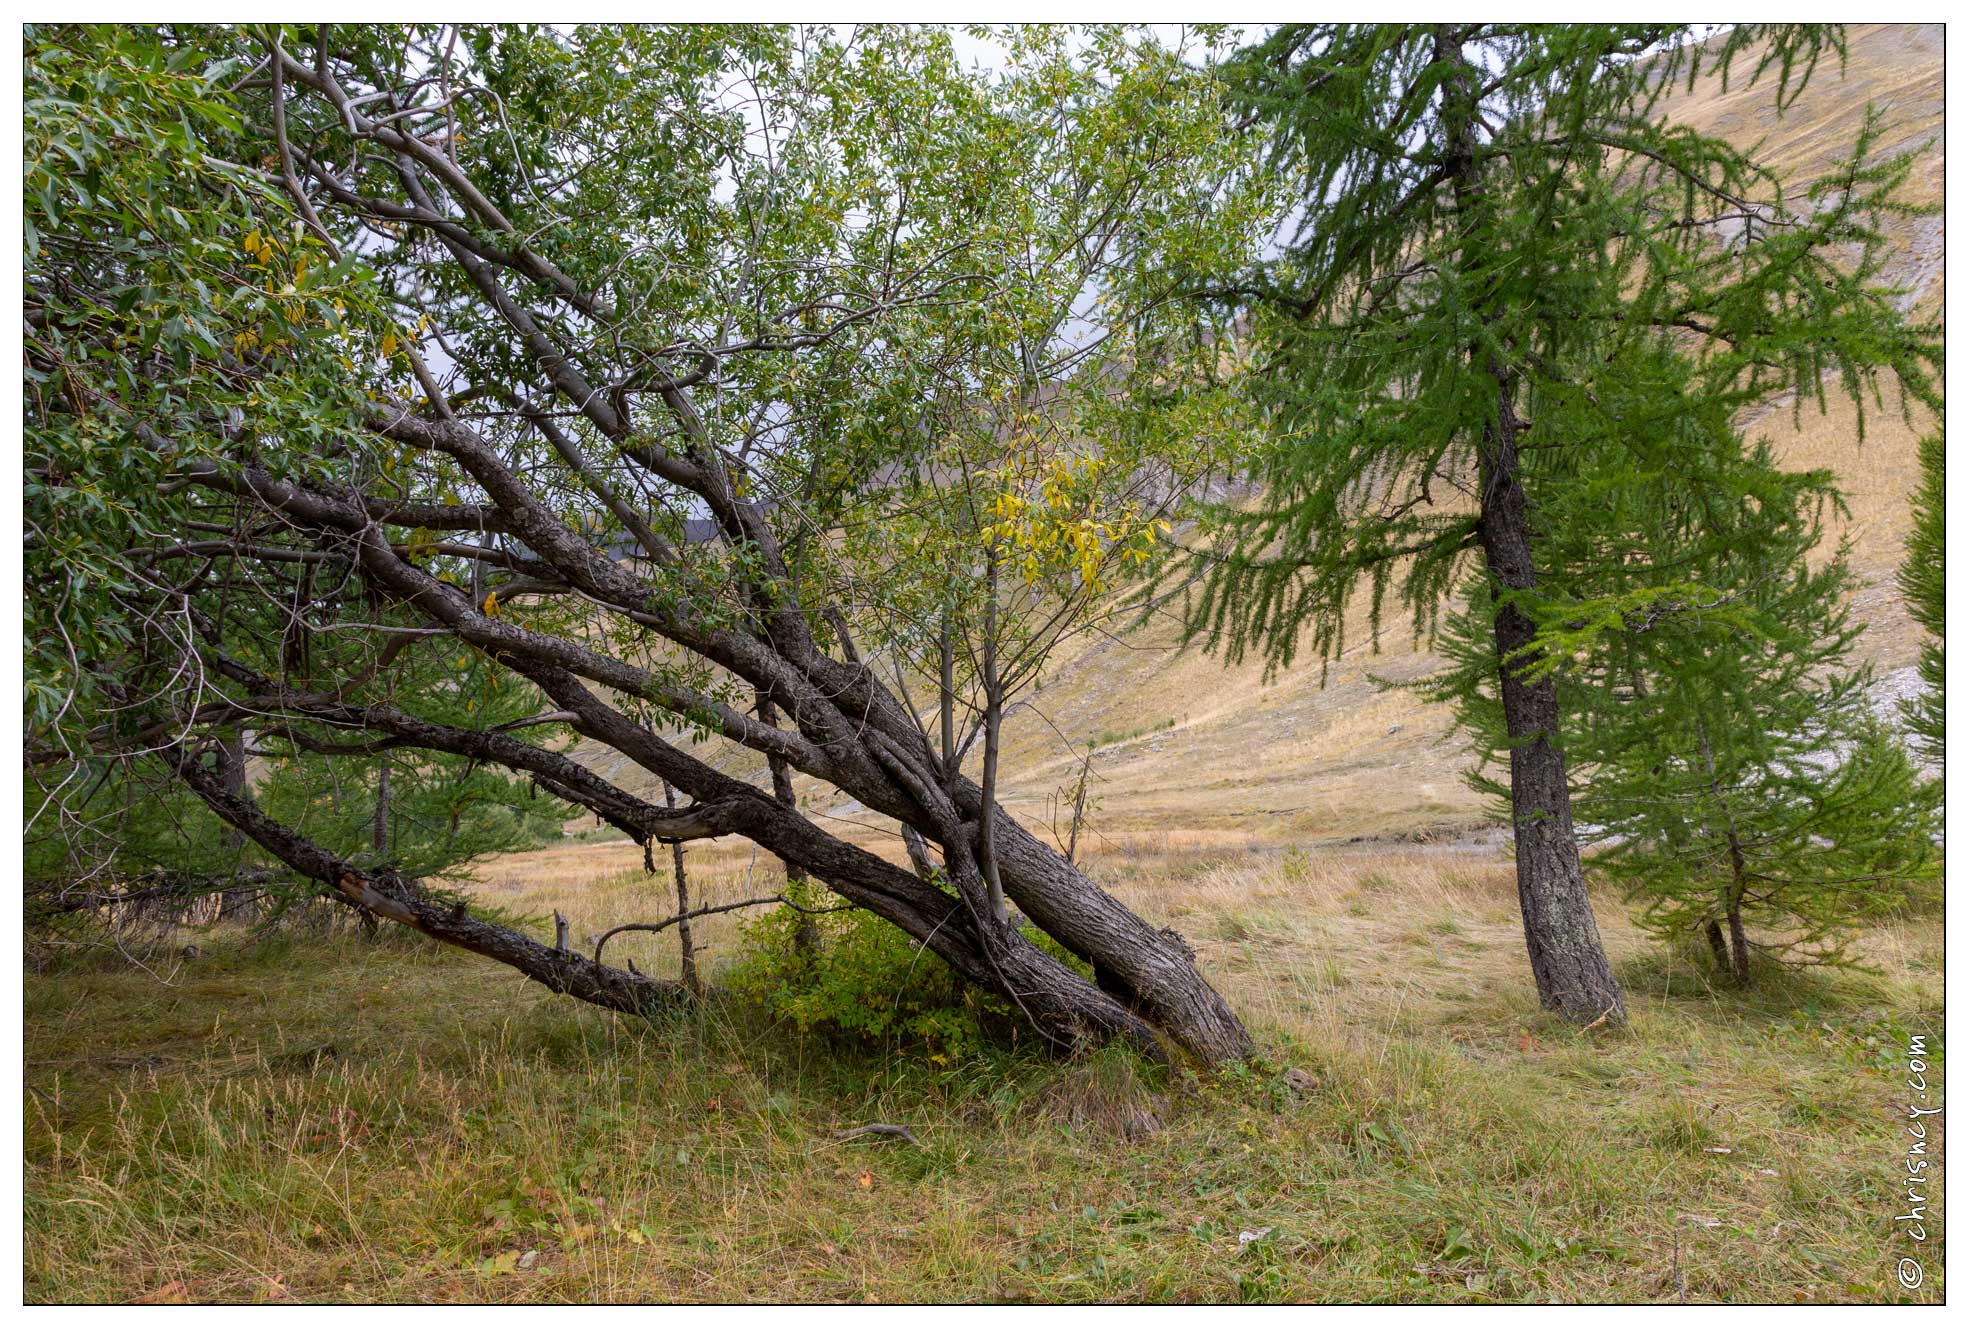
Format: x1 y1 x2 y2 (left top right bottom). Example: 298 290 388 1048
831 1123 922 1147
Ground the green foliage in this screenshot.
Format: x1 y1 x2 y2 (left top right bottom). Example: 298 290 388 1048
728 904 995 1059
729 900 1095 1060
1175 23 1941 992
1178 24 1939 674
25 748 571 907
1899 428 1945 762
258 755 571 881
23 24 380 737
1430 364 1940 977
22 23 1277 1031
26 613 579 903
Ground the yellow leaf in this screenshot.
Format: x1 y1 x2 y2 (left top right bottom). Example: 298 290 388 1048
482 592 499 617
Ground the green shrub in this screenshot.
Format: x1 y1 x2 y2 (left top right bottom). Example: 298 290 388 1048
728 901 1092 1060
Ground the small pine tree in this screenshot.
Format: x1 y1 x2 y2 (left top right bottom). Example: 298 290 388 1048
26 630 578 920
1899 428 1944 764
1599 707 1936 984
1434 361 1939 984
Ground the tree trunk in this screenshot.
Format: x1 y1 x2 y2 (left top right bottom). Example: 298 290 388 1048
758 694 817 962
169 745 686 1014
1704 919 1730 973
372 760 391 857
980 809 1255 1064
214 730 260 924
1438 26 1623 1026
1700 723 1754 989
661 779 700 995
1477 387 1626 1025
1725 905 1752 987
1064 749 1093 866
977 551 1009 929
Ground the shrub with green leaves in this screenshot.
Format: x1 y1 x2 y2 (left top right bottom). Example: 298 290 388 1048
1900 428 1944 765
729 900 1098 1060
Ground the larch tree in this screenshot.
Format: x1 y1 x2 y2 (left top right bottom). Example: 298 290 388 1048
1177 23 1939 1022
1899 427 1944 766
1429 343 1939 985
23 23 1265 1064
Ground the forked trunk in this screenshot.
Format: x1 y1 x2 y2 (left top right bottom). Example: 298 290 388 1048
981 809 1255 1065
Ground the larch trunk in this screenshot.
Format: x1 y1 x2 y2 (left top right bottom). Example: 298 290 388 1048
1478 394 1626 1025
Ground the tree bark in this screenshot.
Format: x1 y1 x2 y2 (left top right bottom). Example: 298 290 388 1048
1700 722 1755 988
757 694 817 962
978 809 1255 1064
168 743 687 1015
1725 904 1752 987
1704 919 1730 973
977 550 1009 929
1476 393 1626 1025
372 759 391 857
661 779 700 996
1436 24 1621 1025
214 730 260 924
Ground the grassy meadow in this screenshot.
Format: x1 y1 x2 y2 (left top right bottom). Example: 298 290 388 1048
19 22 1945 1307
23 829 1943 1303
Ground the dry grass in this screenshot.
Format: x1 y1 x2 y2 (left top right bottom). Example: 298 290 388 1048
23 836 1943 1304
21 23 1945 1307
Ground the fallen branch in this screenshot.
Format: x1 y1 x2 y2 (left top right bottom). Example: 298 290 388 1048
832 1123 922 1147
27 870 284 914
591 895 857 965
165 743 686 1015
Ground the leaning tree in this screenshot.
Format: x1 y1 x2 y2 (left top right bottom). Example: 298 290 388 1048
23 24 1265 1064
1177 23 1940 1022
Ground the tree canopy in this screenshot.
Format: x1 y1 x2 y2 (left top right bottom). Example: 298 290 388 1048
1169 21 1940 1022
23 22 1267 1064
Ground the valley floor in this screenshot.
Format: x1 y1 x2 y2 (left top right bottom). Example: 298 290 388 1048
22 836 1944 1303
